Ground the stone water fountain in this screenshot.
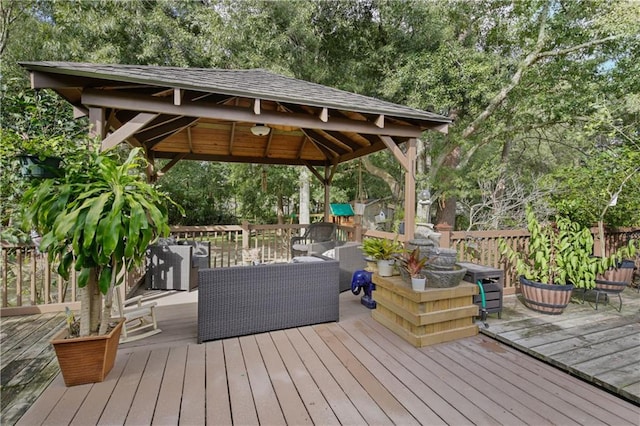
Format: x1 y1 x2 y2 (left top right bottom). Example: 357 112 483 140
409 189 467 288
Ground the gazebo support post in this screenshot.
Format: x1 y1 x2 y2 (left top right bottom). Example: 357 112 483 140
380 136 416 242
403 138 416 242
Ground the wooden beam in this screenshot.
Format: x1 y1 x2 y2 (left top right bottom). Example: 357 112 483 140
159 153 187 175
301 129 349 156
155 151 331 166
229 122 236 155
254 98 261 115
263 131 274 157
375 114 384 128
73 106 88 118
380 135 409 171
324 130 362 151
187 126 194 153
433 123 449 134
303 162 325 183
100 112 158 151
89 107 106 139
81 89 424 138
404 138 416 241
137 116 199 144
174 88 182 106
297 135 307 159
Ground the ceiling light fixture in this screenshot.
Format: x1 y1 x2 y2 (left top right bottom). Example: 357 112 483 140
250 124 271 136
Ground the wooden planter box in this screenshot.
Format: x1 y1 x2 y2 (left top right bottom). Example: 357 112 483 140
50 318 124 386
371 274 479 347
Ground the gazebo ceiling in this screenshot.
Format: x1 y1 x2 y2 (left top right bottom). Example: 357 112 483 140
20 62 451 167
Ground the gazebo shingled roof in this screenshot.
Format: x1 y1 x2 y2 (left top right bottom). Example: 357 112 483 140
19 61 451 240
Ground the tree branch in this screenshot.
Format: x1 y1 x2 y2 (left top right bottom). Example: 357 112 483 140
462 2 550 139
537 35 619 58
461 3 620 141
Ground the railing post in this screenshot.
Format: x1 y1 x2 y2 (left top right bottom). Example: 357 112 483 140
354 224 363 242
435 223 453 248
241 221 250 251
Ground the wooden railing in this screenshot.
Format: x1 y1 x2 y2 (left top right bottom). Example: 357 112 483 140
2 223 637 315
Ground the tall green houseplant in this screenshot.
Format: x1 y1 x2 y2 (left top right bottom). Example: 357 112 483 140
500 206 600 289
500 206 635 290
24 147 173 336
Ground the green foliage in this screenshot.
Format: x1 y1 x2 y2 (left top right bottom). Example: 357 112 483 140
0 129 93 243
361 237 402 260
498 206 634 289
2 0 638 229
23 147 173 295
156 160 235 225
548 123 640 229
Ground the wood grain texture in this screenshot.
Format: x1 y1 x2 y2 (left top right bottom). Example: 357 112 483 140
6 290 640 425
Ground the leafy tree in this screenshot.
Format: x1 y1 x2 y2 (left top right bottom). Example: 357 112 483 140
156 160 235 225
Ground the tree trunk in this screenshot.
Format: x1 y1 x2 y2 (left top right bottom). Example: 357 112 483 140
361 156 402 200
80 268 101 337
435 145 461 228
299 167 310 224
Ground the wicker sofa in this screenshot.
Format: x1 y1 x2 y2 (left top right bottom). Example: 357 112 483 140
197 259 339 343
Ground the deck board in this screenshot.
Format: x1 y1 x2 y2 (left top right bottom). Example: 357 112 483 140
153 345 187 425
5 291 640 425
269 330 339 425
224 338 259 425
328 321 463 425
285 327 366 425
482 287 640 405
310 325 417 425
239 335 285 425
204 341 232 425
123 348 167 426
253 333 311 425
180 343 206 425
341 319 499 425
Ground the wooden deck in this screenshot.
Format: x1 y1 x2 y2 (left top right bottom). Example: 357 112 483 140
480 286 640 405
6 290 640 425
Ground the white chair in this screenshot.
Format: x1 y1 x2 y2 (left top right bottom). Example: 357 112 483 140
113 286 162 343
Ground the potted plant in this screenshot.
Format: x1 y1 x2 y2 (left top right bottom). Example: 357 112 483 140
589 239 638 311
499 206 601 314
23 146 175 386
395 248 428 291
361 237 402 277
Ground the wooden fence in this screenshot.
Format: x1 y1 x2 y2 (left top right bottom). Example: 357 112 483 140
1 223 637 315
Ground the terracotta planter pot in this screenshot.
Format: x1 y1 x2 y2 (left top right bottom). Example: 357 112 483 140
596 260 635 290
519 276 573 315
51 318 124 386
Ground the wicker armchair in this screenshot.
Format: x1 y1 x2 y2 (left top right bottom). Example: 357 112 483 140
291 222 338 257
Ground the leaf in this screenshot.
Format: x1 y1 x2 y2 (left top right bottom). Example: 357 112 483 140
98 266 112 295
82 192 111 252
77 267 90 288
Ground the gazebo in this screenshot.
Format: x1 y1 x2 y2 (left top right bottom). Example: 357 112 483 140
20 61 451 240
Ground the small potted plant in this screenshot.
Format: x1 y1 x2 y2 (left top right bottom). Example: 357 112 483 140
23 145 176 386
361 237 402 277
395 248 428 291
